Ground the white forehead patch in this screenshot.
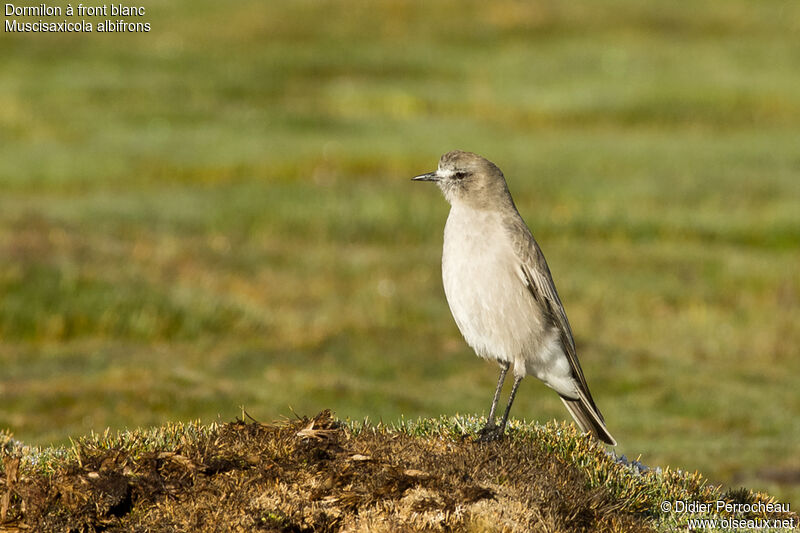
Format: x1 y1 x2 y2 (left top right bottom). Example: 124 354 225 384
436 167 455 179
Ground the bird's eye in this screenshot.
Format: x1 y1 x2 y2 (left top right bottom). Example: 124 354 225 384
453 171 468 180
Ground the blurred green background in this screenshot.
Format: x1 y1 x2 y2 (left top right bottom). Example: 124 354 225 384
1 0 798 504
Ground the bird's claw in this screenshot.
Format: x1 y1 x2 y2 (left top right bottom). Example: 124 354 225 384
476 423 505 442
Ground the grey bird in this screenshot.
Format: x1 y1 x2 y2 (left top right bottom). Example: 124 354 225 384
413 150 616 445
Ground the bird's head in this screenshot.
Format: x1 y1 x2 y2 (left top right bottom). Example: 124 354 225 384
412 150 512 209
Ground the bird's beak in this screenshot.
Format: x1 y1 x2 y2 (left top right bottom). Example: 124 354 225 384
412 171 440 182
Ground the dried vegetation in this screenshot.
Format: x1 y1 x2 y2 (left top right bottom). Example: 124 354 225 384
1 411 794 532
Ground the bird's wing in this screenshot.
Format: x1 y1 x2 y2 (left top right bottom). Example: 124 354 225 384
505 215 600 413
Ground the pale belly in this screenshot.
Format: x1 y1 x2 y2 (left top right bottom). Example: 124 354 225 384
441 206 576 394
442 208 543 366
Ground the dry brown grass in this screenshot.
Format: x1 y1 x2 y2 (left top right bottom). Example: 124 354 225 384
2 411 653 532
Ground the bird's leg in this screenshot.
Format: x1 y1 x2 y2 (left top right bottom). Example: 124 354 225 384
497 375 523 433
486 361 510 426
477 361 509 441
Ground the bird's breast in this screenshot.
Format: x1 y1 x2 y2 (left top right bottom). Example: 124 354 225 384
441 206 544 366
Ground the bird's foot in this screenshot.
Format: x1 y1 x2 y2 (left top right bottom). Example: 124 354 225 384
475 423 505 442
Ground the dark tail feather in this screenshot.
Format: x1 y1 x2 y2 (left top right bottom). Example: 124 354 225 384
560 396 617 446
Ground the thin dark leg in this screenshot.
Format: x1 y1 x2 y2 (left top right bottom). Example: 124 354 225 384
498 376 523 433
477 362 511 442
486 361 510 426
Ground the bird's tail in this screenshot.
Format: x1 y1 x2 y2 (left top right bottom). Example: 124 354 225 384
560 395 617 446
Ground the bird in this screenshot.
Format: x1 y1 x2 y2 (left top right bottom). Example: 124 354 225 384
413 150 616 445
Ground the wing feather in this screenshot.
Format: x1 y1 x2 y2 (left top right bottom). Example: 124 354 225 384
505 215 603 418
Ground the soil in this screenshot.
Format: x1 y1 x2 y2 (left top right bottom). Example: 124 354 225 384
1 411 653 532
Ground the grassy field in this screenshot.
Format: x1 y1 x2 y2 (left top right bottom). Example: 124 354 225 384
1 0 799 507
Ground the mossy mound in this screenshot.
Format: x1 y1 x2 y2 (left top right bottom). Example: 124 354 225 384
1 411 794 532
